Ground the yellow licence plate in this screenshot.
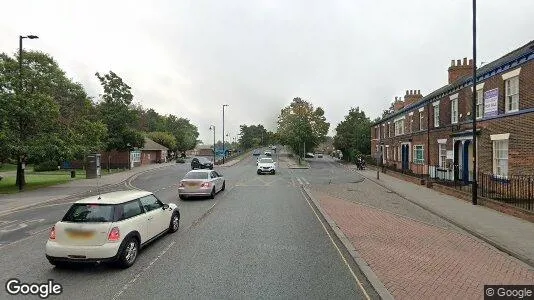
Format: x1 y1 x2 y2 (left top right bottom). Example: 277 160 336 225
67 231 94 239
187 183 199 187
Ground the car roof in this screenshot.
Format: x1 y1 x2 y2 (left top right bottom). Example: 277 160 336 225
75 190 153 205
186 169 212 174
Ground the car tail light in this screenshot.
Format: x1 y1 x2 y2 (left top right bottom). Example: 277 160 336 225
200 182 211 188
108 227 120 241
49 226 56 240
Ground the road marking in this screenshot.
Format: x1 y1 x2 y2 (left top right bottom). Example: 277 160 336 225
112 241 176 300
296 178 303 185
300 189 371 300
302 178 310 185
0 219 45 233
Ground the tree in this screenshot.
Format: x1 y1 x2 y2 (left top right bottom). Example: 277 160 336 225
147 131 177 150
165 116 199 152
333 107 372 162
1 51 107 188
277 97 330 156
95 71 144 151
238 124 269 149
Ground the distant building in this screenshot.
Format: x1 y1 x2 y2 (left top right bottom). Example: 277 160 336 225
371 40 534 182
186 145 214 157
140 137 168 165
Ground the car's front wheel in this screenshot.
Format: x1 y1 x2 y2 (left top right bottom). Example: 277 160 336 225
221 181 225 191
115 237 139 269
169 212 179 233
257 170 261 175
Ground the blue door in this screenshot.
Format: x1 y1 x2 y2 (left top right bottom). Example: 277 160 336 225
402 145 409 171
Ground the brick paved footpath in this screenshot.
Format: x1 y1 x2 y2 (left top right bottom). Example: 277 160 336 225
309 188 534 300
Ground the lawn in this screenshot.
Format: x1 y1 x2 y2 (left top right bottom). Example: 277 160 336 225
0 168 126 194
0 173 75 194
0 163 20 172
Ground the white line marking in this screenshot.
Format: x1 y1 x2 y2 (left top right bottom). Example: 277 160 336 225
0 228 49 250
297 178 303 185
303 178 310 185
300 189 371 300
112 241 176 300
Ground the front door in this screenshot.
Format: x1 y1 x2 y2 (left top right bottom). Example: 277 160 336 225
401 145 409 171
139 195 168 238
462 140 471 184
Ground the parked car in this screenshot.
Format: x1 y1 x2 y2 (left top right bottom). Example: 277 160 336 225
305 153 315 158
253 150 261 156
316 153 323 158
178 170 225 200
257 157 276 175
191 157 213 170
45 190 180 269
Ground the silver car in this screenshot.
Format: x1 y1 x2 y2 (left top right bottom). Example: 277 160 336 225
178 170 225 200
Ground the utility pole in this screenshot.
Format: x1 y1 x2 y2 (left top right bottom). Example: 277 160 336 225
17 34 39 191
471 0 478 205
222 104 228 164
209 125 216 164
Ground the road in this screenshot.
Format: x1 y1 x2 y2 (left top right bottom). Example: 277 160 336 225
0 150 378 299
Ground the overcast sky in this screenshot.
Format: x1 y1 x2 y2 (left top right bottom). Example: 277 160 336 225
1 0 533 144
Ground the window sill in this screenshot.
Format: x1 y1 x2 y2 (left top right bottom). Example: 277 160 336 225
505 109 519 114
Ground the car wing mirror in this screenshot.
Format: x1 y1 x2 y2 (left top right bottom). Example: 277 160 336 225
163 204 170 210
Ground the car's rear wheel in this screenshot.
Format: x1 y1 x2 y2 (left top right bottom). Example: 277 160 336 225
179 194 187 200
115 237 139 269
169 212 179 233
209 187 215 199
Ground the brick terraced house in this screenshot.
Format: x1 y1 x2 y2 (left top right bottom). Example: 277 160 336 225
371 40 534 212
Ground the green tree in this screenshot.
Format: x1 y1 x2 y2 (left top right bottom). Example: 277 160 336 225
165 116 199 152
238 124 269 149
277 97 330 156
333 107 372 162
1 51 107 188
95 71 144 151
147 131 177 150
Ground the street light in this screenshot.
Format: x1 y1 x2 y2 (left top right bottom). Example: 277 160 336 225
17 34 39 191
209 125 216 164
471 0 478 205
222 104 229 164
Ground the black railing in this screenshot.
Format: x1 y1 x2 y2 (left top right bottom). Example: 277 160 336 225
479 172 534 212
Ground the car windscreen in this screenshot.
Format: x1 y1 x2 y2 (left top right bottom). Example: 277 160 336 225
259 158 273 164
62 203 115 223
184 172 209 179
197 157 210 163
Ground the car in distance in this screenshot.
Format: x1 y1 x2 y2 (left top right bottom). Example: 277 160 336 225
45 190 180 269
257 157 276 175
191 157 213 170
264 151 272 157
253 149 261 156
178 169 225 200
317 153 323 158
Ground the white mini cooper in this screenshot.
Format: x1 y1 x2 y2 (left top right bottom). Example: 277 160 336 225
45 190 180 268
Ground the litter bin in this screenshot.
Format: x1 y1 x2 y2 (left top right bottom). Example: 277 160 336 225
70 170 76 178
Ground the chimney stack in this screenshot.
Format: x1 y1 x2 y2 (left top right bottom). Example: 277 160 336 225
448 57 472 84
393 96 404 112
403 89 423 107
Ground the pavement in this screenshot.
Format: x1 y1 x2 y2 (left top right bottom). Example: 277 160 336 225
0 161 178 215
304 156 534 299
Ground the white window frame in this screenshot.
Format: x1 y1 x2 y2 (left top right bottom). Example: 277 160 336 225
437 140 447 168
505 76 519 113
476 89 484 119
413 145 424 165
451 98 458 124
394 117 405 136
433 101 440 127
491 134 509 178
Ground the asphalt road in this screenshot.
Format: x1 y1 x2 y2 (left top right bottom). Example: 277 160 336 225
0 150 377 299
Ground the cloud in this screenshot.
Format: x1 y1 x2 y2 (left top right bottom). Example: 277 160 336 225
1 0 533 143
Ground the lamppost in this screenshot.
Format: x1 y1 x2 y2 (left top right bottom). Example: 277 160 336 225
17 34 39 191
222 104 229 164
209 125 216 163
127 143 132 170
471 0 478 205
